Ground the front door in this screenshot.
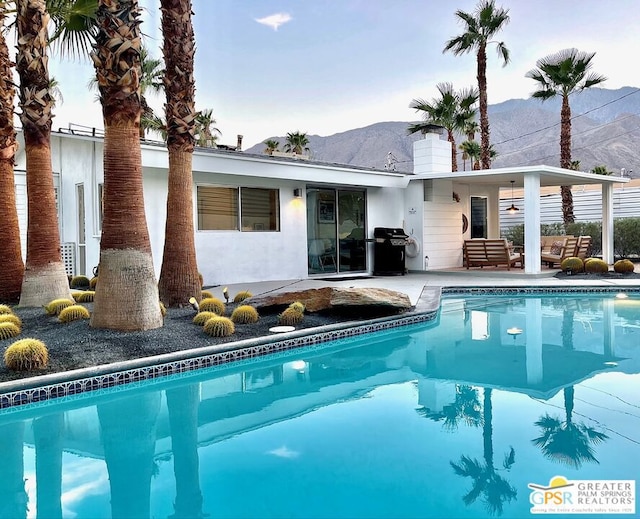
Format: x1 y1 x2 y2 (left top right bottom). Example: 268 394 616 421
470 196 488 239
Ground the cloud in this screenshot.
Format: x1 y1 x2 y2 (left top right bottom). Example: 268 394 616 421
255 12 292 31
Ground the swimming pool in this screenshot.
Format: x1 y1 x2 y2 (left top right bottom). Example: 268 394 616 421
0 292 637 518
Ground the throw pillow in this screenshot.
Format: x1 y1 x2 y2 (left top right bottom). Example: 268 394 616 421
550 240 564 255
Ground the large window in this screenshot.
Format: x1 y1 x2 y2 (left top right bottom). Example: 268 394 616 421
197 186 280 231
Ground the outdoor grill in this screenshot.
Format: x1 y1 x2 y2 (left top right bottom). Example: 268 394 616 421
373 227 409 275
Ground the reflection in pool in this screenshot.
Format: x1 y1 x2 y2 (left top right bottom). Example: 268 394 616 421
0 293 638 518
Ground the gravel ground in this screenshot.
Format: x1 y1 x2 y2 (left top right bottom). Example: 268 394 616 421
0 302 401 385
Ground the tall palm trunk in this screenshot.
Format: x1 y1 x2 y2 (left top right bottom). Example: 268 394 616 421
0 421 27 519
446 129 458 172
89 0 162 330
158 0 200 307
16 0 73 307
477 44 491 169
560 94 575 224
0 15 24 303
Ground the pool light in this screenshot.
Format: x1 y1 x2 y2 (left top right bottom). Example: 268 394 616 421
616 293 629 299
506 327 523 343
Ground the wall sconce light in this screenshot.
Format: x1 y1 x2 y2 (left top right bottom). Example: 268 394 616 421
506 180 519 213
293 188 302 198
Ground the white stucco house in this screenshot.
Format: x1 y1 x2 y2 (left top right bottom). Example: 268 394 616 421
13 127 628 286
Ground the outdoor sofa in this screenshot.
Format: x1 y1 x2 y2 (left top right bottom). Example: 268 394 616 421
463 239 523 270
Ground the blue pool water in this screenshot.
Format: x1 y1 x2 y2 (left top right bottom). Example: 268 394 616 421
0 293 638 518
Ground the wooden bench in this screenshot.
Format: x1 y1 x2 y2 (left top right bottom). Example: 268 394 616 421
464 239 523 270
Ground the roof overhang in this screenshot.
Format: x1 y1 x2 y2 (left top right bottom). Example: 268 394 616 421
410 164 630 187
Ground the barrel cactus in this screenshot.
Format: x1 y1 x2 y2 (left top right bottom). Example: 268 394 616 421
193 311 217 326
58 305 91 323
0 313 22 329
279 306 304 326
233 290 253 303
289 301 306 314
74 291 95 303
231 305 259 324
560 257 584 273
0 304 14 315
70 275 91 290
614 259 635 274
584 258 609 274
45 298 75 316
4 338 49 371
199 297 225 315
0 322 21 340
203 315 235 337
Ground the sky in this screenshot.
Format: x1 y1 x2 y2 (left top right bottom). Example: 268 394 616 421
47 0 640 150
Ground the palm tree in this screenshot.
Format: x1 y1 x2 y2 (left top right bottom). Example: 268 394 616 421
591 165 612 175
464 119 480 141
532 386 609 468
157 0 201 308
460 141 482 170
16 0 74 307
263 139 280 155
526 48 606 225
138 46 163 138
33 413 64 518
444 0 511 169
408 83 478 172
450 388 517 516
89 0 163 330
0 7 24 303
194 108 220 147
283 131 310 155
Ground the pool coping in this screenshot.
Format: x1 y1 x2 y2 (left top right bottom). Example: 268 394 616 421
1 284 637 410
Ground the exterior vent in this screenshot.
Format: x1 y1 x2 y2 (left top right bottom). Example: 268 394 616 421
61 242 76 276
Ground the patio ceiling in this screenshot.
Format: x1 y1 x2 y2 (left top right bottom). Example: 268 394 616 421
411 164 630 188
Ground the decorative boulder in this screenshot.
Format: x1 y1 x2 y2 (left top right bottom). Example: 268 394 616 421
248 287 412 314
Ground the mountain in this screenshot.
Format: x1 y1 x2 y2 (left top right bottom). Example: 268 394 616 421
245 87 640 177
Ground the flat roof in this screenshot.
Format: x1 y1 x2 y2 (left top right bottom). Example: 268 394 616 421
411 165 630 187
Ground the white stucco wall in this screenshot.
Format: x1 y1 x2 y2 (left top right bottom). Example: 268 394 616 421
14 131 411 285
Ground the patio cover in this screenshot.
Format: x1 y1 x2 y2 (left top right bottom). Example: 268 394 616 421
411 165 629 274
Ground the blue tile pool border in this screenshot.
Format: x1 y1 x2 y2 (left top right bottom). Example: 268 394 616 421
0 309 436 410
2 284 638 410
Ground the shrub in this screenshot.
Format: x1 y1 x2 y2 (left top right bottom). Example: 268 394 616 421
45 298 75 316
279 307 304 326
0 304 14 315
90 276 98 289
289 301 306 314
233 290 252 303
584 258 609 273
160 302 167 318
203 315 235 337
0 322 20 340
4 338 48 370
58 305 91 323
231 305 259 324
0 313 22 329
199 297 225 315
70 275 91 290
614 259 635 274
501 224 524 248
193 311 217 326
560 257 584 273
201 290 213 299
74 291 95 303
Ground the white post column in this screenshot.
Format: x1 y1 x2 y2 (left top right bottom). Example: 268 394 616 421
602 183 614 265
525 297 543 385
524 173 541 274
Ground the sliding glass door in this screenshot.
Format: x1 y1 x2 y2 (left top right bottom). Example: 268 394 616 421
306 188 366 275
